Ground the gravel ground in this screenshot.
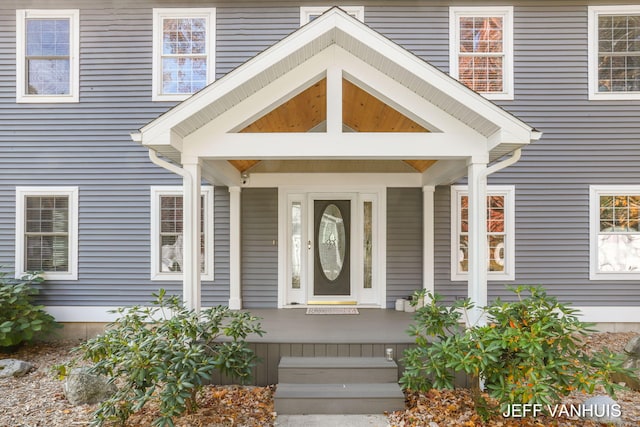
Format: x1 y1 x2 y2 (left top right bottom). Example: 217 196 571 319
0 332 638 427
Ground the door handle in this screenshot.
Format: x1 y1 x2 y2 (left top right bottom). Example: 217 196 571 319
308 240 312 250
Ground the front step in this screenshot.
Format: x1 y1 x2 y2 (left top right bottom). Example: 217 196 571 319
275 383 405 414
278 356 398 383
274 356 405 415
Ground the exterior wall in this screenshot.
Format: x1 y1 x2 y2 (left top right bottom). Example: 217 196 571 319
0 0 639 310
241 188 279 308
386 188 423 308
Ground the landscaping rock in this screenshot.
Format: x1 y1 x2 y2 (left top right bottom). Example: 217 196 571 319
580 395 623 426
63 367 117 405
611 334 640 391
0 359 33 377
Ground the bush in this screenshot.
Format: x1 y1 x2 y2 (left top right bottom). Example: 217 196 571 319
74 289 265 427
400 286 628 415
0 270 60 349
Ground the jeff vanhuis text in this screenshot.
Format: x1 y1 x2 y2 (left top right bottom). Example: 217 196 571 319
502 403 622 419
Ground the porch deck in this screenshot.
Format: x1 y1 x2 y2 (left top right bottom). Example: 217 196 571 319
244 308 416 344
214 308 418 386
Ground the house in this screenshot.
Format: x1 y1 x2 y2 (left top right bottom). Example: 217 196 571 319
2 0 639 353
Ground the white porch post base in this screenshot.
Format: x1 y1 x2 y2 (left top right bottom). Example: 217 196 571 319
229 186 242 309
467 161 488 327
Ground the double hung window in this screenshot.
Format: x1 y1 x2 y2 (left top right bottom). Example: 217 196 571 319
16 9 79 103
152 8 215 101
450 7 514 100
589 6 640 99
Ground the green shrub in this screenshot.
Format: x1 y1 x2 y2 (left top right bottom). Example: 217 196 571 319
75 289 265 427
0 270 60 349
400 286 628 414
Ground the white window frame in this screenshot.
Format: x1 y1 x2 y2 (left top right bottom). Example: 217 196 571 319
451 185 515 281
590 185 640 280
449 6 514 100
588 5 640 100
152 8 216 102
15 187 79 280
16 9 80 103
150 186 214 281
300 6 364 25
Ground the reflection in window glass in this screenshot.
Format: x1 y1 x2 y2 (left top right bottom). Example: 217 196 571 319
458 195 506 273
597 194 640 272
291 202 301 289
458 16 504 93
159 195 205 273
25 18 71 95
597 14 640 93
161 17 208 95
363 201 372 289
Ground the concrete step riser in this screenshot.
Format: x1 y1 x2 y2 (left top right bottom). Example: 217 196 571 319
279 367 397 384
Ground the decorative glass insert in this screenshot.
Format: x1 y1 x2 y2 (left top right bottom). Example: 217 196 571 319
458 195 506 273
25 196 69 271
25 18 71 95
597 194 640 272
318 203 346 281
597 14 640 93
161 17 208 95
159 195 205 273
363 201 372 289
458 16 504 93
291 202 302 289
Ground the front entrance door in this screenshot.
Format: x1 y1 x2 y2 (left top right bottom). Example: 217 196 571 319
313 199 351 297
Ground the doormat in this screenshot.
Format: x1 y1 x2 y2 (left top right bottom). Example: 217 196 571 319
306 307 359 315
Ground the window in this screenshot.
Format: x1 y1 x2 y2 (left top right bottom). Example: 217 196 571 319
450 7 514 100
590 186 640 280
300 6 364 25
150 186 214 280
589 6 640 100
15 187 78 280
451 186 515 281
152 8 215 101
16 9 79 103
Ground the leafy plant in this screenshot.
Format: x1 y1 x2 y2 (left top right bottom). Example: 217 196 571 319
0 270 60 349
400 286 629 416
73 289 265 427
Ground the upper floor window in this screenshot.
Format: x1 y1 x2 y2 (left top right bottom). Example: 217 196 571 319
451 186 515 281
152 8 215 101
16 9 79 103
450 7 514 100
589 6 640 100
300 6 364 25
590 186 640 280
150 186 214 280
15 187 79 280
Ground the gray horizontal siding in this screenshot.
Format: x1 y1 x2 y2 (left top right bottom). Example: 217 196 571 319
241 188 278 308
386 188 423 308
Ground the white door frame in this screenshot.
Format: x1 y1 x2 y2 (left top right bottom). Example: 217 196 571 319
278 183 386 308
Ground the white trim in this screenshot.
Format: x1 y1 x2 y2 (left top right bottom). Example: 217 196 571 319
423 186 436 294
150 185 214 281
589 185 640 280
451 185 515 282
228 186 242 309
15 187 79 281
449 6 514 100
248 173 421 188
16 9 80 103
588 5 640 100
152 8 216 102
300 6 364 25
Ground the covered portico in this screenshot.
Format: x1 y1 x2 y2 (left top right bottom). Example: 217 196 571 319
132 8 540 325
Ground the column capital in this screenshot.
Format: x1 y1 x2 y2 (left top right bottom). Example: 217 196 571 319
422 185 436 193
229 186 242 194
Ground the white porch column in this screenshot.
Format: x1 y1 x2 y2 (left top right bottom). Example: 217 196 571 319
422 186 435 294
182 158 202 312
228 186 242 309
467 160 488 326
